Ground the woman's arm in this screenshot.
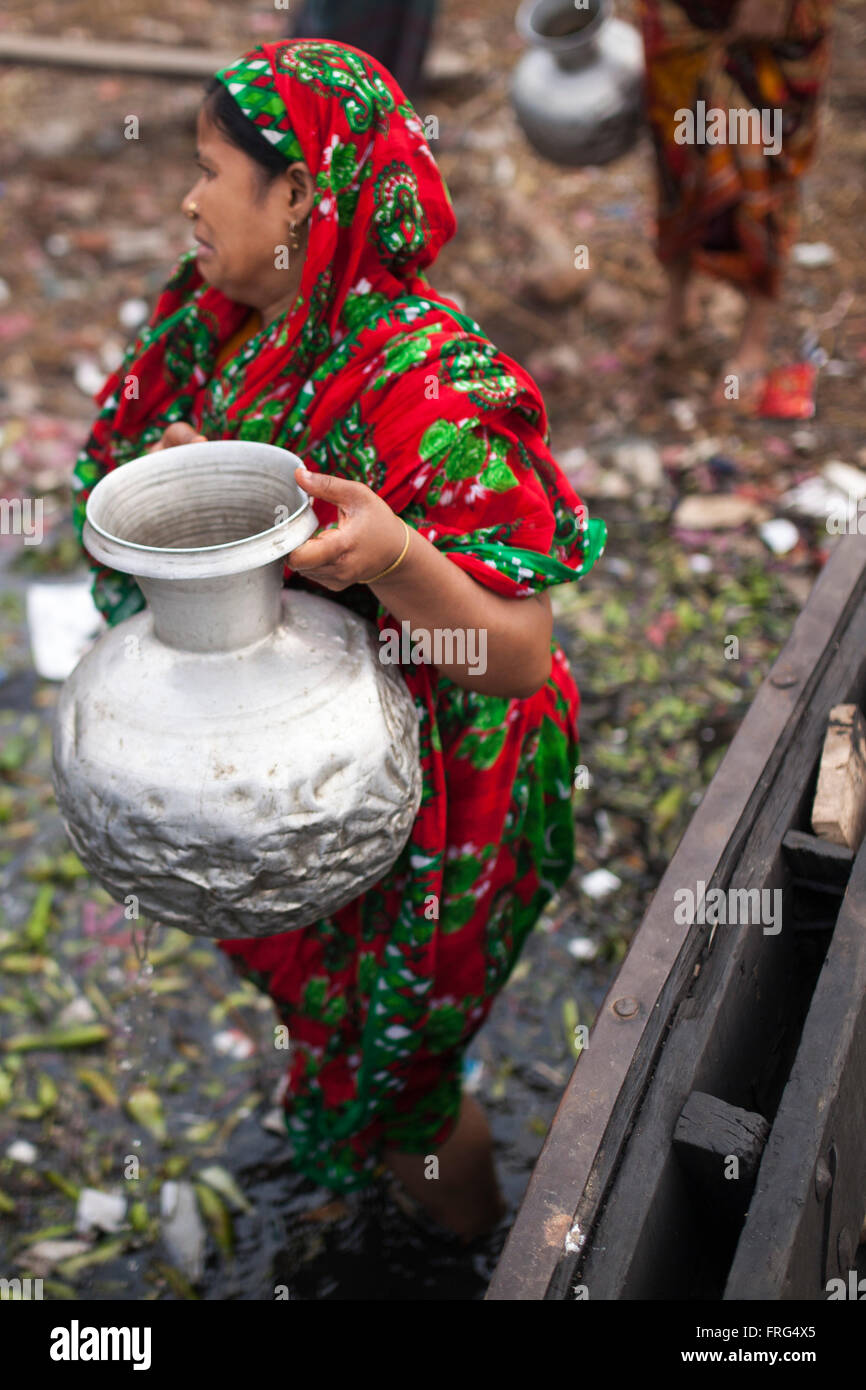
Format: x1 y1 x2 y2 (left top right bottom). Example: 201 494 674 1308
290 465 554 699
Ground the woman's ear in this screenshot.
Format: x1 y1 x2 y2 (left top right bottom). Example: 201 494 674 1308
285 161 316 222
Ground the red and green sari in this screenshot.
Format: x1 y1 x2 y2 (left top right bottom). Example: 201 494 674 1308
72 39 605 1191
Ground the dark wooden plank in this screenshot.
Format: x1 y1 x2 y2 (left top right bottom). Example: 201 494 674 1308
673 1091 769 1220
487 533 866 1301
0 35 234 78
782 829 855 890
724 836 866 1299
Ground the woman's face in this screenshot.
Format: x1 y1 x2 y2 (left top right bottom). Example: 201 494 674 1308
183 107 312 315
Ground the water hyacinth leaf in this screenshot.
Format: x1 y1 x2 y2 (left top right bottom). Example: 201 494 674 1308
2 1024 110 1052
161 1155 189 1178
148 976 189 995
0 997 30 1016
194 1182 233 1255
216 1093 262 1145
197 1165 253 1215
25 851 87 884
148 930 191 967
75 1068 119 1108
654 783 685 831
41 1280 78 1300
0 1187 15 1214
12 1101 44 1119
184 1121 218 1145
57 1236 127 1279
44 1170 80 1201
151 1260 199 1300
17 1223 77 1244
562 998 581 1057
0 733 33 771
0 1069 12 1106
24 884 54 948
0 953 56 974
83 982 114 1022
36 1073 58 1111
126 1086 167 1144
129 1201 149 1234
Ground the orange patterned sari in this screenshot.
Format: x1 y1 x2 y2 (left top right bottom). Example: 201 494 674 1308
638 0 833 296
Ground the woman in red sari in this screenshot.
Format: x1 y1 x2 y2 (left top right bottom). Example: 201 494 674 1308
72 39 604 1241
639 0 833 407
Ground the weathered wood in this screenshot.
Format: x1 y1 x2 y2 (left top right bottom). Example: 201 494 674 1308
811 703 866 849
725 836 866 1299
487 533 866 1301
673 1091 769 1219
0 34 233 79
782 829 855 890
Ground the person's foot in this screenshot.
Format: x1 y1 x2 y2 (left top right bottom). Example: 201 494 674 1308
712 291 773 412
711 358 768 414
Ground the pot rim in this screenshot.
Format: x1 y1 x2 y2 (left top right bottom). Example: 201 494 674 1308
516 0 609 49
83 440 318 581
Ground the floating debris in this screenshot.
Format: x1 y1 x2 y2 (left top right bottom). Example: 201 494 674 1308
212 1028 256 1060
75 1188 127 1236
579 869 621 900
159 1182 206 1284
6 1139 38 1164
19 1239 91 1276
567 936 598 962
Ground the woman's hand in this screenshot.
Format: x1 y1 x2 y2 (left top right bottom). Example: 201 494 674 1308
287 465 407 591
147 423 208 453
289 463 553 699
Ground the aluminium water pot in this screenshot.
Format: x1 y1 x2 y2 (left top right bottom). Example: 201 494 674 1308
51 441 422 939
511 0 645 167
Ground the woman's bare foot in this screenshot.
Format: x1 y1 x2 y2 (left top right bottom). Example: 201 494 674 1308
383 1092 506 1243
713 291 773 412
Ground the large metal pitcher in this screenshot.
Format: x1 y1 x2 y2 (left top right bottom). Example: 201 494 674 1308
511 0 645 166
52 442 422 939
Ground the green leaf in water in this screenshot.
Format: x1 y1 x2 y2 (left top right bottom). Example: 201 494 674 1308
194 1182 234 1256
125 1086 167 1144
197 1165 253 1215
3 1024 110 1052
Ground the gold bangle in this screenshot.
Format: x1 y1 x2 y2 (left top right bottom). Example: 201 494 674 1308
361 519 411 585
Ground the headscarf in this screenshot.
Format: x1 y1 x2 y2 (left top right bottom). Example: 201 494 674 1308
72 37 604 624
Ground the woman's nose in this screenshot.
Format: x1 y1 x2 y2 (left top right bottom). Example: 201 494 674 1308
182 186 200 220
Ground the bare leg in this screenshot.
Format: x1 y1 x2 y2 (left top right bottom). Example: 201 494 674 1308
713 289 773 410
383 1092 506 1242
661 254 693 338
629 254 695 359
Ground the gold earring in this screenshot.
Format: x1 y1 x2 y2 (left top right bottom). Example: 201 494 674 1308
289 221 300 252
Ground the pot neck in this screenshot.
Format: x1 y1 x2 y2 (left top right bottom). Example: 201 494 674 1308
522 0 609 67
137 560 284 653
